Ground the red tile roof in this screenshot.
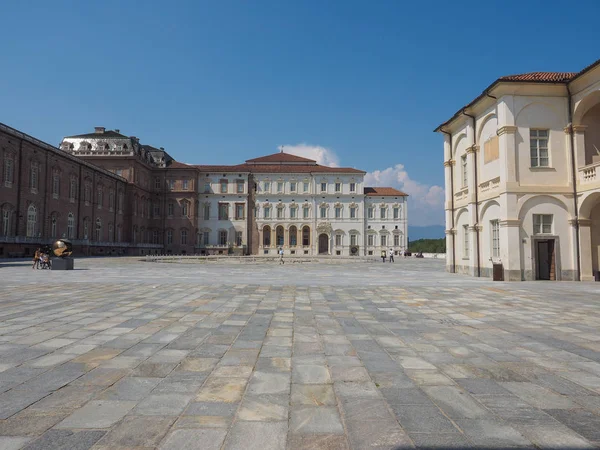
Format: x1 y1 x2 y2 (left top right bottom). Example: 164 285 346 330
499 72 577 82
364 187 408 197
435 58 600 132
246 152 317 164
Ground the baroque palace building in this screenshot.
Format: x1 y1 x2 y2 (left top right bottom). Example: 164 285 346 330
436 58 600 281
0 123 407 257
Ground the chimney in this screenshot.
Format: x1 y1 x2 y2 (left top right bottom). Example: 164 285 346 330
94 127 105 134
115 129 120 134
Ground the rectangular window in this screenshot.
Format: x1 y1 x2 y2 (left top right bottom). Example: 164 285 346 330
461 155 468 188
218 203 228 220
30 164 38 191
204 182 211 193
235 231 243 246
393 207 399 219
181 229 188 245
491 220 500 258
237 181 244 193
169 179 175 190
277 182 284 193
183 179 189 190
321 182 327 193
320 206 327 218
263 181 270 193
4 157 14 186
166 230 173 245
219 230 228 246
264 207 271 219
381 235 387 246
182 202 188 217
335 234 342 246
168 202 174 216
368 235 374 246
368 207 373 219
335 207 341 219
350 207 356 219
203 232 209 245
277 207 284 219
350 234 357 246
533 214 553 234
530 129 549 167
203 204 210 220
303 182 309 192
463 225 470 257
394 234 400 246
335 182 341 192
53 174 60 197
290 182 296 192
303 206 309 219
154 203 160 217
155 177 161 189
220 180 228 193
350 182 356 192
235 204 244 220
69 180 77 200
380 208 386 219
290 207 296 219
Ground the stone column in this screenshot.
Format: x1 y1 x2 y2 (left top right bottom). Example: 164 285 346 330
445 229 456 273
466 145 480 276
577 219 593 281
572 125 587 170
497 125 518 185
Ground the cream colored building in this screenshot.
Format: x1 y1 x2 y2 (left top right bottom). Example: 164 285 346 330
436 59 600 281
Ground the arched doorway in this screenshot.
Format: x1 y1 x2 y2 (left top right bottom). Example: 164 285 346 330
579 192 600 280
276 225 284 247
263 225 271 247
318 233 329 254
289 226 297 247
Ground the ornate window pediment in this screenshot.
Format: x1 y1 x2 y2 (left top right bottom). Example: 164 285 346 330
319 202 329 209
334 202 342 208
349 202 358 208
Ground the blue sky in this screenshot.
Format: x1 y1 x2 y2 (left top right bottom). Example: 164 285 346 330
1 0 599 225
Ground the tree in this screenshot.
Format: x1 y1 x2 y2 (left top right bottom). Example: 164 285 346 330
408 238 445 253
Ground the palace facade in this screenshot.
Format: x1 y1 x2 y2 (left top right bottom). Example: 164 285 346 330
1 123 408 257
436 58 600 281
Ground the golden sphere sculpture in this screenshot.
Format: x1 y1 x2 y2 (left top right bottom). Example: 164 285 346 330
52 239 73 258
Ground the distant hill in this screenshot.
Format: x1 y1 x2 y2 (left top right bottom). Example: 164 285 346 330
408 225 445 240
408 238 445 253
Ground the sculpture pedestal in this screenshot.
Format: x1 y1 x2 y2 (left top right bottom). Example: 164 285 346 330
52 258 74 270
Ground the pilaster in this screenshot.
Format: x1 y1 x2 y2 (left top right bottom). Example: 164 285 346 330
498 125 518 184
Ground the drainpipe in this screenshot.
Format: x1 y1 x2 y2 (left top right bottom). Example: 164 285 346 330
566 85 581 281
440 129 456 273
463 110 481 277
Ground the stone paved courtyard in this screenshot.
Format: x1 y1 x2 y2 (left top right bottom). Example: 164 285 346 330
1 257 600 449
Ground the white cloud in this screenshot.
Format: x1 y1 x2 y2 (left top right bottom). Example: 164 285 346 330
279 144 340 167
364 164 445 226
281 144 444 226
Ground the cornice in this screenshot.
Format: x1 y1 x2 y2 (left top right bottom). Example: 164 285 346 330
499 219 520 227
497 125 518 136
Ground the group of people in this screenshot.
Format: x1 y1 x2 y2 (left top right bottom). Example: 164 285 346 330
32 248 52 269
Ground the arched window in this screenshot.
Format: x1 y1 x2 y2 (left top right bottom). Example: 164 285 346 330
26 204 37 237
263 225 271 247
4 155 14 186
69 178 77 200
276 225 284 246
95 218 102 241
97 187 103 209
67 213 75 238
50 215 57 238
52 171 60 198
30 162 39 191
2 206 11 236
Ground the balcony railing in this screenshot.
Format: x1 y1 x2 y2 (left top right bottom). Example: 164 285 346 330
579 162 600 184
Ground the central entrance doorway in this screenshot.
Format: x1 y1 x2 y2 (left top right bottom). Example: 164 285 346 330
318 233 329 254
536 239 556 280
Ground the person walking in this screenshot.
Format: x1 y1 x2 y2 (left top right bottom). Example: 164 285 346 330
389 248 394 263
278 247 284 265
32 248 41 269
